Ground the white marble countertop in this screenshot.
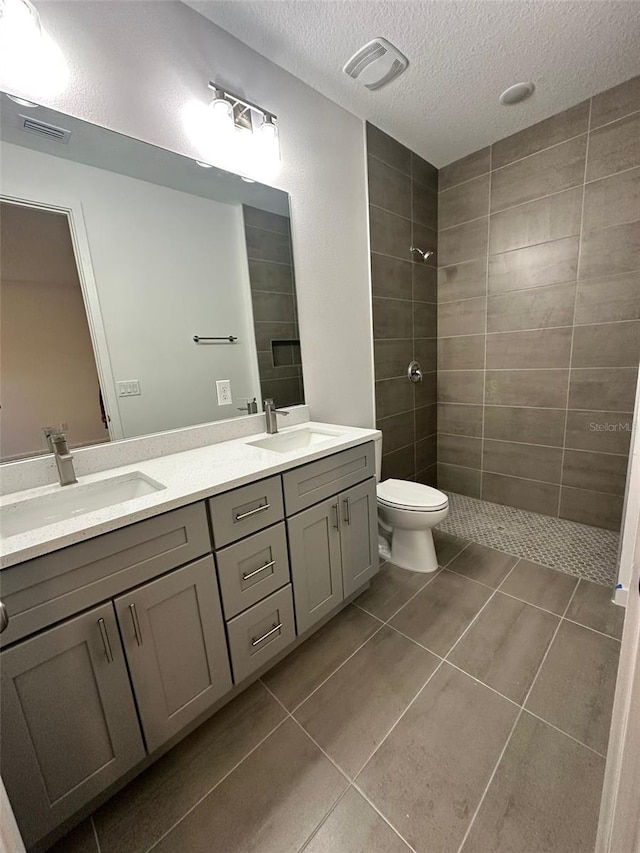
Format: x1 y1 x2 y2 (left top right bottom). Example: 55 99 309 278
0 422 380 569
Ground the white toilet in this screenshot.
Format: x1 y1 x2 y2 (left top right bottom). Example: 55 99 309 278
374 435 449 574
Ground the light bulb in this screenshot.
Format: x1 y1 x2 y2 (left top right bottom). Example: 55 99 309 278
0 0 41 40
0 0 68 97
259 116 280 163
209 96 234 134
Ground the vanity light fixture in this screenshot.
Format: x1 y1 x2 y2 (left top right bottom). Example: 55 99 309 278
207 81 280 164
0 0 69 97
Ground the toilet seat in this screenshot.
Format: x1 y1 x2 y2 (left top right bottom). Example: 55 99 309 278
377 479 448 512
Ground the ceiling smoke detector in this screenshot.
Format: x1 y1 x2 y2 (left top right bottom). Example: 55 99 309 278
343 37 408 90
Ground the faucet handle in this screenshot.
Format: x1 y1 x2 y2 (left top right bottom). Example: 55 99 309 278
263 399 290 415
43 426 61 451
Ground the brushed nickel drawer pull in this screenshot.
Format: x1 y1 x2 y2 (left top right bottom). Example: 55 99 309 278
0 601 9 634
235 502 270 522
251 621 282 647
242 559 276 581
129 603 143 646
332 502 340 529
344 497 351 525
98 618 114 663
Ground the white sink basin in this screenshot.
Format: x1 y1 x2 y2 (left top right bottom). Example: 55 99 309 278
0 473 165 538
248 427 343 454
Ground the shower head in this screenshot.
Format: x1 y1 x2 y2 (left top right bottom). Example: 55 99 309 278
410 246 434 262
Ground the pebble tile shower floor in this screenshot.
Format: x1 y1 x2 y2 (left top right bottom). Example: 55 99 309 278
438 491 620 586
52 532 624 853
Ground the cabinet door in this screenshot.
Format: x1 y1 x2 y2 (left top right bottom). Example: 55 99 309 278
340 478 379 597
114 556 232 753
0 603 144 849
287 496 344 635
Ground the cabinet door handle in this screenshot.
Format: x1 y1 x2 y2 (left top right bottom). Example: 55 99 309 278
98 618 114 663
242 559 276 581
129 603 143 646
331 502 340 529
0 601 9 634
251 622 282 647
343 497 351 525
235 502 270 522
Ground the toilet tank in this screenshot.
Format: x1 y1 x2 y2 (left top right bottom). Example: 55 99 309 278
374 434 383 482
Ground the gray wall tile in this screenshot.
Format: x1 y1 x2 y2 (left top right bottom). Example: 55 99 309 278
414 370 438 408
413 223 438 267
488 237 579 294
586 112 640 181
438 335 485 370
416 434 438 470
489 188 583 254
367 124 410 174
439 217 488 266
579 220 640 279
439 258 487 301
414 337 438 371
491 101 589 169
583 166 640 231
414 301 437 338
438 403 484 437
413 263 438 303
251 291 296 323
439 174 489 229
564 410 633 454
376 411 415 454
413 183 438 229
559 486 624 530
416 404 437 439
487 283 576 332
483 439 563 484
243 206 290 234
439 147 490 190
375 378 414 420
374 339 413 380
486 327 573 369
575 271 640 324
412 152 439 191
368 155 412 217
438 433 483 468
572 321 640 368
382 445 415 480
484 405 567 446
485 370 569 408
373 297 413 339
568 367 638 411
437 463 481 497
438 297 486 337
371 252 413 300
562 449 628 496
437 370 485 404
482 472 560 515
591 75 640 129
369 205 411 260
491 135 586 213
248 259 293 293
245 225 291 263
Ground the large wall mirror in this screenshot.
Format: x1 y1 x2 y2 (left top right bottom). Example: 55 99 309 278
0 93 304 463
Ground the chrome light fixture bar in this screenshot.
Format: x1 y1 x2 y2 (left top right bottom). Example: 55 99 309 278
207 81 277 132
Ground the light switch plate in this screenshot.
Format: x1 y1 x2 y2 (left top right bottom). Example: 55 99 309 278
216 379 232 405
117 380 141 397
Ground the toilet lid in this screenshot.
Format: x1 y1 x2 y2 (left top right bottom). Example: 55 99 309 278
377 479 449 511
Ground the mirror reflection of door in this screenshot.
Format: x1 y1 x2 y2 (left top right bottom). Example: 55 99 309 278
0 200 110 461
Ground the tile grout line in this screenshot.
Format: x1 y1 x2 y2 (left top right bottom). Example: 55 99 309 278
479 145 492 501
454 577 582 853
296 786 353 853
438 317 640 337
263 676 420 853
522 707 607 759
557 97 592 516
143 714 291 853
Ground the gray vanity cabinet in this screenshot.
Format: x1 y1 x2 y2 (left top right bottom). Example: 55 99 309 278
339 478 378 597
0 602 145 849
287 496 345 634
114 556 232 753
287 478 378 634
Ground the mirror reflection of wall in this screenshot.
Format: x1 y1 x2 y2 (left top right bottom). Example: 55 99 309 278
0 94 304 462
0 202 108 460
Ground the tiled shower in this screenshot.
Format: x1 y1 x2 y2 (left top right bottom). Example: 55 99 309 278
368 75 640 534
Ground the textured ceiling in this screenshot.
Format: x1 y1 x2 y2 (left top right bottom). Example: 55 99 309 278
185 0 640 167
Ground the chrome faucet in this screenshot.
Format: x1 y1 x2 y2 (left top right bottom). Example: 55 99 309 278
43 427 77 486
263 399 289 434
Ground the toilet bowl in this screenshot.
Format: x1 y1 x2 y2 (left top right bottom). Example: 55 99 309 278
374 436 449 573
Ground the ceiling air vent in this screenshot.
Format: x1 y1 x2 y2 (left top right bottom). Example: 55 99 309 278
20 115 71 144
343 37 408 90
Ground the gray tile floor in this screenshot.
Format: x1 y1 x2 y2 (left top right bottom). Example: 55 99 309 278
52 534 624 853
438 491 621 585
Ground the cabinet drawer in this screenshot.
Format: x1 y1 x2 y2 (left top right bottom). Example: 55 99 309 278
282 442 375 515
216 523 290 619
0 503 211 648
208 476 284 547
226 585 295 683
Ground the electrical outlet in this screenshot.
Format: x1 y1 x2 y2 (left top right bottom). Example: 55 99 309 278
216 379 232 406
117 380 141 397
